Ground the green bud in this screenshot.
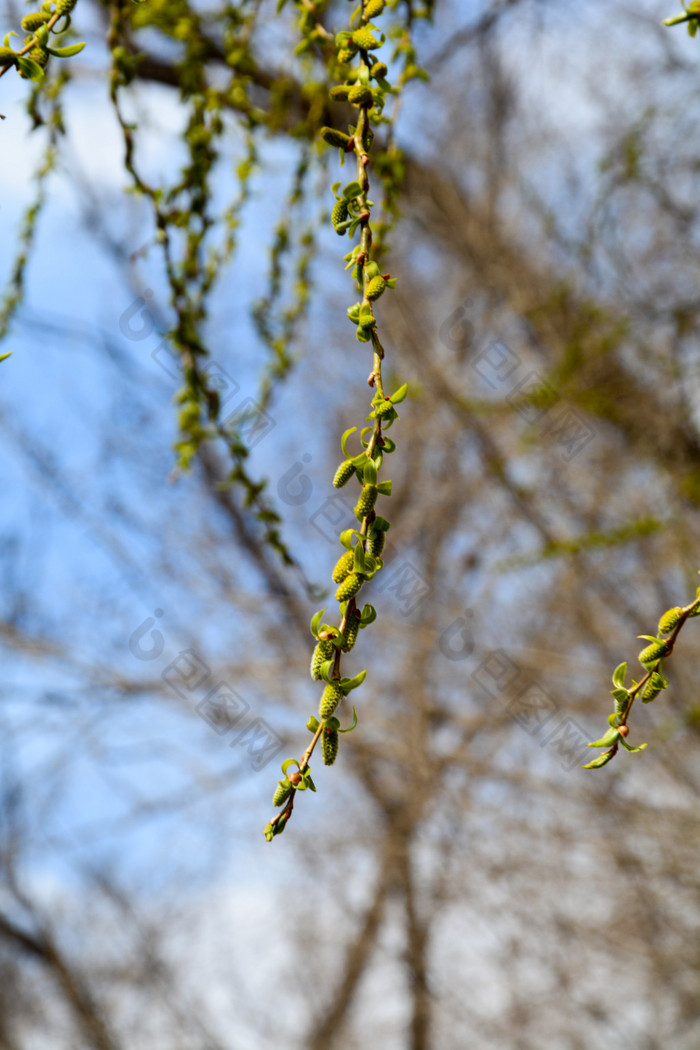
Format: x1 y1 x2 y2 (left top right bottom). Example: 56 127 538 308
348 84 373 106
341 612 361 653
333 459 355 488
273 779 292 807
332 549 354 584
366 275 386 300
21 12 50 30
638 640 670 667
330 85 350 101
337 46 357 64
28 46 48 68
321 726 339 766
321 127 351 149
356 325 372 342
335 572 362 603
320 682 344 720
332 198 350 233
347 303 361 325
352 27 381 50
354 484 377 519
310 639 335 681
368 529 385 557
658 606 683 636
370 61 388 79
641 670 667 703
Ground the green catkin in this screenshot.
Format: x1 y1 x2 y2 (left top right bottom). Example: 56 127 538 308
332 198 349 233
28 47 49 68
638 640 670 667
352 27 381 50
370 61 388 79
335 572 362 602
322 727 339 766
21 12 49 30
333 459 355 488
658 607 684 635
641 671 667 703
368 529 385 557
348 84 373 107
375 398 393 417
310 639 335 681
55 0 77 13
332 549 354 584
273 780 292 807
341 613 360 653
364 0 386 17
321 127 351 149
365 275 386 299
337 46 356 64
330 85 350 101
320 682 344 720
354 484 377 519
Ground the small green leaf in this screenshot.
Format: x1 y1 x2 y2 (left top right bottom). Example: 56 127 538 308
310 607 327 639
307 716 320 732
17 55 44 79
340 669 367 693
376 480 392 496
341 427 357 457
359 603 377 626
342 180 362 199
319 660 335 683
353 544 366 574
362 461 378 486
389 382 408 404
0 352 11 363
339 706 358 733
587 727 621 748
612 662 627 689
45 42 85 57
583 747 617 769
619 738 648 753
281 758 300 775
339 528 359 550
610 687 629 704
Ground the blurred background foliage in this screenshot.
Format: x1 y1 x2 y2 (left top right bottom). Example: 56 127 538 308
2 0 700 1047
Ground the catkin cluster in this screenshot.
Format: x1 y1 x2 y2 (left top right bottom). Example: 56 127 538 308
585 586 700 769
0 0 83 84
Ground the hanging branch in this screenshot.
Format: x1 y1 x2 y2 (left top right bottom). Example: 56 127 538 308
264 0 419 841
584 4 700 770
